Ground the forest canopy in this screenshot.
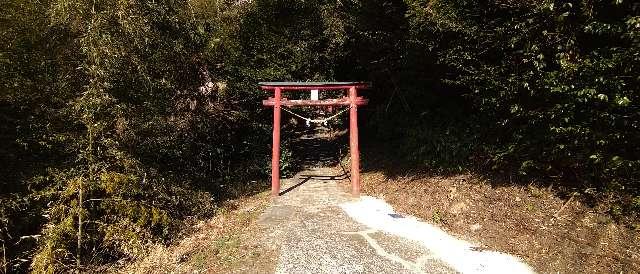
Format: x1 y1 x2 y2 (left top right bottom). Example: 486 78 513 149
1 0 638 272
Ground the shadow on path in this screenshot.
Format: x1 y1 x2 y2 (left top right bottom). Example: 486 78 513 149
280 170 350 196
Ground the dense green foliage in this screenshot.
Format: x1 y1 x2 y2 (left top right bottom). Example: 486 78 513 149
1 0 638 272
400 0 639 213
1 0 267 271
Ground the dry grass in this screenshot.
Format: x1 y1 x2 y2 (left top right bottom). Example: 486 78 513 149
360 170 640 274
112 191 276 274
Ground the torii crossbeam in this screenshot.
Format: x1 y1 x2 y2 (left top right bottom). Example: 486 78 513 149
260 82 369 197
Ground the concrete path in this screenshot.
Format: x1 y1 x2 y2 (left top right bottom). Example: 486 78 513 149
258 167 455 274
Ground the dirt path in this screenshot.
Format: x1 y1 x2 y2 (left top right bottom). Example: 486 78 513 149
258 167 455 273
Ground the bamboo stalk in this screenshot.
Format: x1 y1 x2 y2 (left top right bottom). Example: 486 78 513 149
2 241 7 274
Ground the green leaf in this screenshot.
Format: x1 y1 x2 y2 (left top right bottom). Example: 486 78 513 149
616 96 631 106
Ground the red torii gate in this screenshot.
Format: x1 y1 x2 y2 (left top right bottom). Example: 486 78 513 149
261 82 369 197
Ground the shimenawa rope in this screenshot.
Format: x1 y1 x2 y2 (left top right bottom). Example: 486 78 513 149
281 107 349 126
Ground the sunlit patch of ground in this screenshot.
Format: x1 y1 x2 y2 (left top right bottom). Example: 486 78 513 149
341 196 535 274
358 170 640 273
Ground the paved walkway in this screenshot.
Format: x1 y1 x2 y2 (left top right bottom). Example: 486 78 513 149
258 167 455 274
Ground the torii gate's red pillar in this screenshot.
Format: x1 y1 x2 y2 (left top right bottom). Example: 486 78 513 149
271 87 282 197
348 86 361 197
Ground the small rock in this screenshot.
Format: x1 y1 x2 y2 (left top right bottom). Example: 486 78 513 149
515 196 521 202
470 223 482 231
